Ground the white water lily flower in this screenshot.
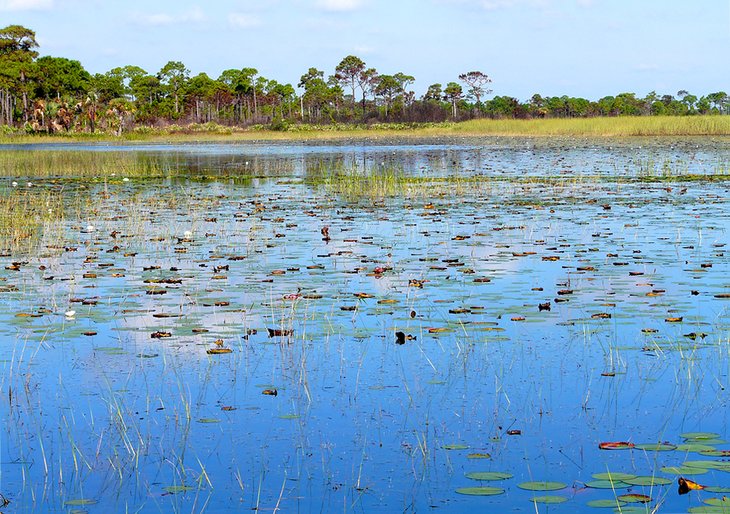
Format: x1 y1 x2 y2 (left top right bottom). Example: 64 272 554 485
11 181 17 187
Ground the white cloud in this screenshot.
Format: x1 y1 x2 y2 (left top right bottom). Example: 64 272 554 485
133 7 205 26
317 0 364 12
0 0 53 11
228 12 262 28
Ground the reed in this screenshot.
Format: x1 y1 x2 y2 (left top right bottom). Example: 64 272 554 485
1 116 727 144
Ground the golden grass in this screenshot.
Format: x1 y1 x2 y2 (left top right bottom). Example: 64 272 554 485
0 116 728 144
449 116 730 137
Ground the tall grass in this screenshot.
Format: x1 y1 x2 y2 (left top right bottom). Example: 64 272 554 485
0 187 66 253
450 115 730 137
1 116 728 144
0 150 165 178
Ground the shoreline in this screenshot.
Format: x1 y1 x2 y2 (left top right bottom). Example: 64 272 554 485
0 116 728 144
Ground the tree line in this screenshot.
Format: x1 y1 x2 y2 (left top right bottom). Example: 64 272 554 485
1 25 728 134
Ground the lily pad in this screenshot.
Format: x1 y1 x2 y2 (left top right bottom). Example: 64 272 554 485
682 432 721 440
660 465 708 475
64 499 97 506
163 485 195 493
591 472 636 481
617 493 652 503
530 495 568 504
518 481 567 491
442 444 469 450
585 480 631 489
455 486 505 496
623 476 671 486
464 471 513 481
586 499 627 508
634 442 677 451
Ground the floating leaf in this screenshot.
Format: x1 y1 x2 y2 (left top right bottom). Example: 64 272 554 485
598 441 635 450
676 443 717 453
623 476 672 486
518 481 567 491
530 495 567 504
466 453 491 459
455 486 504 496
661 465 708 475
591 472 636 481
586 499 627 508
163 485 195 493
64 499 97 506
635 442 676 451
617 493 652 503
464 471 512 481
585 480 631 489
442 444 469 450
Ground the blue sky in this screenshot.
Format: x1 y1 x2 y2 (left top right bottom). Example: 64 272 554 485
1 0 728 100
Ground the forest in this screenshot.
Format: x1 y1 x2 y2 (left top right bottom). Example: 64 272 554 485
1 24 729 135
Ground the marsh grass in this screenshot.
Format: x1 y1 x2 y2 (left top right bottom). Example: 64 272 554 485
1 116 728 144
0 150 166 178
451 116 730 137
0 187 66 253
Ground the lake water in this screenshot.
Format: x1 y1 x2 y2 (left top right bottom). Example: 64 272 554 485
1 137 729 513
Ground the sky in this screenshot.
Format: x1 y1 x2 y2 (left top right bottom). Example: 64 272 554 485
1 0 728 100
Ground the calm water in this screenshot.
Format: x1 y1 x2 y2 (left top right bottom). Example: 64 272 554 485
1 138 729 513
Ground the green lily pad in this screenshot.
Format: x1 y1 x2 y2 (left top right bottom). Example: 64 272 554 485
591 472 636 481
684 460 723 469
465 471 513 481
705 498 730 506
455 486 505 496
197 418 221 423
677 443 717 453
530 495 568 504
635 442 677 451
163 485 195 493
586 499 627 508
64 499 97 506
585 480 631 489
518 481 567 491
660 465 708 475
681 432 721 440
623 476 672 486
699 449 730 457
705 486 730 493
466 453 492 459
443 444 469 450
688 507 730 514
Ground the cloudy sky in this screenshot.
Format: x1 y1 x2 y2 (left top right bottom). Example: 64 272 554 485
1 0 728 100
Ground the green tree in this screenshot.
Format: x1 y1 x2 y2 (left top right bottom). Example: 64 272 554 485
374 74 401 118
423 83 443 103
158 60 189 116
0 24 39 125
458 71 492 107
444 82 462 118
33 56 91 100
335 55 365 112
